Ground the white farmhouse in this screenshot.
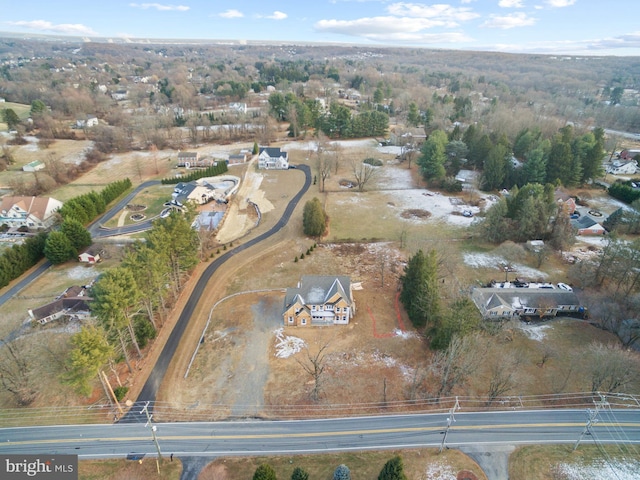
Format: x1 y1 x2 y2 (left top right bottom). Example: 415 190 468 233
258 147 289 170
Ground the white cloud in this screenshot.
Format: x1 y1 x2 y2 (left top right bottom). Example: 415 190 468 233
8 20 97 36
219 9 244 19
498 0 524 7
545 0 577 7
362 31 473 43
481 12 536 29
315 16 474 44
129 3 190 11
266 11 288 20
386 2 480 22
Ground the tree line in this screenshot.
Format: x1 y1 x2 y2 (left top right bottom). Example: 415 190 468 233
417 124 605 192
161 161 228 185
64 207 200 396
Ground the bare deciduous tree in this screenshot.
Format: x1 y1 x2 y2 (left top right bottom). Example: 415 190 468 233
587 342 639 393
0 341 37 406
350 158 380 192
315 135 332 193
486 350 523 405
297 342 331 402
430 334 483 401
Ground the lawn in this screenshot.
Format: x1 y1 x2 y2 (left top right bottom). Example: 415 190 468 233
80 458 182 480
0 101 31 130
199 449 486 480
509 445 640 480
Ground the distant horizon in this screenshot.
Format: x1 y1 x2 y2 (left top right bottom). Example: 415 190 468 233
2 1 640 57
1 30 639 60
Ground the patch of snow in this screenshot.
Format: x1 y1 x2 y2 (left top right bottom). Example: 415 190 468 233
274 328 306 359
462 252 549 279
65 266 99 281
519 323 552 341
576 236 609 248
377 164 496 226
394 328 419 339
423 462 457 480
285 138 377 152
555 460 640 480
377 145 403 155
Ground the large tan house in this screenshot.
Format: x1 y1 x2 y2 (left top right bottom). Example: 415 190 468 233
283 275 356 326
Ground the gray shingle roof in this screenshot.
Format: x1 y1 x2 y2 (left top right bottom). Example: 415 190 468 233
284 275 352 309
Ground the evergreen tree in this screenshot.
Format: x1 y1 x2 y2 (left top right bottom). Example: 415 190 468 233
333 464 351 480
253 463 277 480
481 144 508 191
1 108 20 130
581 127 605 181
302 197 326 237
400 249 440 329
30 99 47 116
417 129 447 181
291 467 309 480
407 102 420 127
146 208 199 293
467 133 493 170
430 297 481 350
61 219 92 252
481 197 511 244
91 268 143 371
378 455 408 480
522 147 547 185
62 326 113 396
44 231 76 264
546 136 573 186
444 140 468 176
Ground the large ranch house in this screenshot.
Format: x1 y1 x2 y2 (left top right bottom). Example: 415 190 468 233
472 285 584 320
283 275 356 326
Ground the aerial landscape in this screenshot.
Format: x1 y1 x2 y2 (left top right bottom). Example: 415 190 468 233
1 1 640 480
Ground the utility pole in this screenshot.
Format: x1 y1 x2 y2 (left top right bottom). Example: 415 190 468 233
440 397 460 453
573 394 606 451
141 402 163 473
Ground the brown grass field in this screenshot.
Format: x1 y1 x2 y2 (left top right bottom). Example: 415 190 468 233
1 136 639 478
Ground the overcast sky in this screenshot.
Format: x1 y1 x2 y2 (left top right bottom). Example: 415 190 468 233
3 1 640 56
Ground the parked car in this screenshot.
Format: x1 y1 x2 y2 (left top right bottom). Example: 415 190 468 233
557 282 573 291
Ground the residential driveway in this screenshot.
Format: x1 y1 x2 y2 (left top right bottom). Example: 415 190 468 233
459 445 514 480
225 295 282 417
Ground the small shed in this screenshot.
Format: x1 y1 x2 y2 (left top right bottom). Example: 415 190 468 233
78 246 103 264
23 161 45 172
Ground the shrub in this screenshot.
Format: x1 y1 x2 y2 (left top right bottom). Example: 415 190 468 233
439 176 463 192
253 463 277 480
333 464 351 480
134 317 156 349
291 467 309 480
364 157 383 166
113 386 129 401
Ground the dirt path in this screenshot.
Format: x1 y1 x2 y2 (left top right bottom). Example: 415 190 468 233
220 295 282 417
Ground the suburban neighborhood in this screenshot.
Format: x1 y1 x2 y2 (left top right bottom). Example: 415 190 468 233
1 34 640 480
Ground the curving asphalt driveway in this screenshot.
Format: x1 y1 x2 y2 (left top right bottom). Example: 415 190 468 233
122 165 311 421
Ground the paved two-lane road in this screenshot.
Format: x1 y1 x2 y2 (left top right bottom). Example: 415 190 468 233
1 409 638 458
